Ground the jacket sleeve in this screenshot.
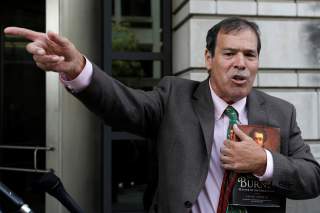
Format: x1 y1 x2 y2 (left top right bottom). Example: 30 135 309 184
73 64 171 138
271 104 320 199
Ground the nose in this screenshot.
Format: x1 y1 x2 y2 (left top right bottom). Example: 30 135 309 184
234 53 245 70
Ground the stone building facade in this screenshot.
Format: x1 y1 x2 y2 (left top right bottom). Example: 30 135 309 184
172 1 320 212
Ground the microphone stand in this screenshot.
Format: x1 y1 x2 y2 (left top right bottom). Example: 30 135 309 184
0 182 34 213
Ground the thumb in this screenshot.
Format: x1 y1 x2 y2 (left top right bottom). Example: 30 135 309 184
233 124 251 141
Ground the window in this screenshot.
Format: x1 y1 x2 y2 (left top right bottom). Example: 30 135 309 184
0 0 46 212
102 0 171 212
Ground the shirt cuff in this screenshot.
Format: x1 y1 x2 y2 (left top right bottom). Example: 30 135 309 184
254 149 274 181
60 57 93 93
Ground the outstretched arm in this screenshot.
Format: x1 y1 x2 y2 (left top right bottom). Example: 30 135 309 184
4 27 168 138
4 27 85 80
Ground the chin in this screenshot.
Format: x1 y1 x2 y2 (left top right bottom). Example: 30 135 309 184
229 91 249 102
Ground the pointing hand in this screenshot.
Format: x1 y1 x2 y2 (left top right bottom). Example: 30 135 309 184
4 27 85 79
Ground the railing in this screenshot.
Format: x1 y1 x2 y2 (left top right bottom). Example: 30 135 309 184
0 145 54 173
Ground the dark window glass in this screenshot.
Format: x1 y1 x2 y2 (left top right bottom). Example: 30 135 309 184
105 0 170 212
112 139 150 211
122 0 151 17
112 0 162 52
0 0 45 212
3 39 45 146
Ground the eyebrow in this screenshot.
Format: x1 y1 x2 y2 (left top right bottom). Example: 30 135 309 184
222 48 257 53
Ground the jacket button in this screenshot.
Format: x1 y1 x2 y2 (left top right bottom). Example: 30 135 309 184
184 201 193 208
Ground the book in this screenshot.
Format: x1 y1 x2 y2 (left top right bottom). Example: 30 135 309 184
229 124 281 208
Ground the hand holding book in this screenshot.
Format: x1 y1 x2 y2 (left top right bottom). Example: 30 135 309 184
220 124 267 175
224 124 281 208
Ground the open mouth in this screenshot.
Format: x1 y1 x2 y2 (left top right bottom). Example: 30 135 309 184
231 75 247 84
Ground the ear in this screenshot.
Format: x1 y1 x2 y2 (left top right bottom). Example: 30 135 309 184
205 49 214 70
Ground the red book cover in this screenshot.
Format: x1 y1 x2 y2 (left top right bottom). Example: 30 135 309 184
229 125 281 208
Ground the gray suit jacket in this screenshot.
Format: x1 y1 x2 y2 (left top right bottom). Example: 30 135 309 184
74 65 320 213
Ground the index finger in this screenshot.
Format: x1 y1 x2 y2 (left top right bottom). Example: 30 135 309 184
4 27 44 41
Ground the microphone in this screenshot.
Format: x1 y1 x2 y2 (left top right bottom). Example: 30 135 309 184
0 181 34 213
33 172 84 213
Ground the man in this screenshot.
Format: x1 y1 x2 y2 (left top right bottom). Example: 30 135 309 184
4 17 320 213
249 128 267 147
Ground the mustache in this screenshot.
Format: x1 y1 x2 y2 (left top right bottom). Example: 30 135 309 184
229 70 250 79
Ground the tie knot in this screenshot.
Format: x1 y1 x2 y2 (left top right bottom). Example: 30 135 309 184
224 106 238 125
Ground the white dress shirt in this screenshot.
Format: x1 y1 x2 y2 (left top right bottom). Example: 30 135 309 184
60 58 93 93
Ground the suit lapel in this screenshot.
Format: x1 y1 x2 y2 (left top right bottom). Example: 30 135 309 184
192 86 270 155
192 79 215 156
247 89 268 125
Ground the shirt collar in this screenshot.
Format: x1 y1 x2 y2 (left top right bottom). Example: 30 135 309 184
209 81 247 123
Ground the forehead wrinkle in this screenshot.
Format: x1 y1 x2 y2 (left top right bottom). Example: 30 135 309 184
217 30 258 48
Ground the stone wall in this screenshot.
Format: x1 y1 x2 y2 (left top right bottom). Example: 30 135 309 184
172 1 320 212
